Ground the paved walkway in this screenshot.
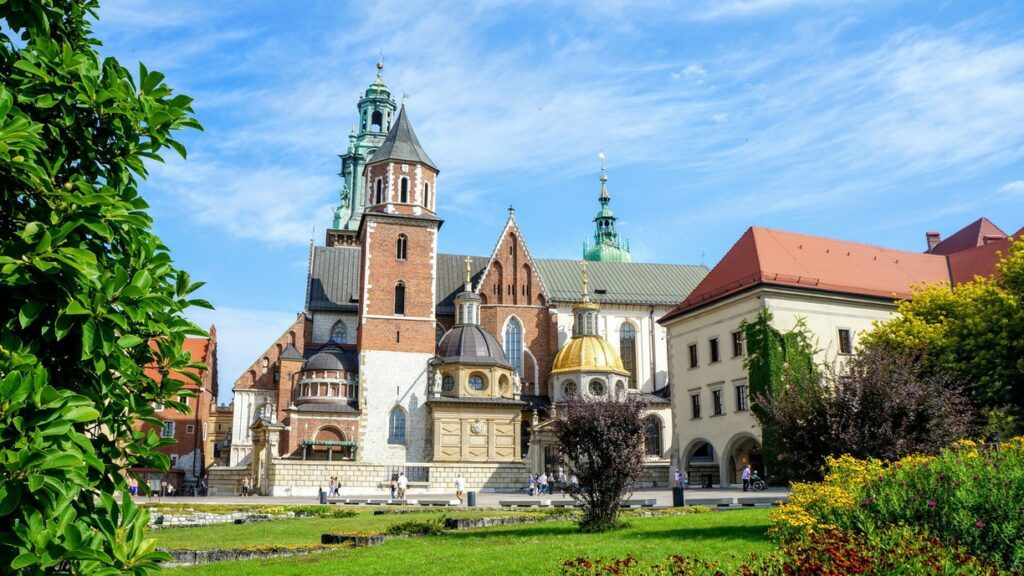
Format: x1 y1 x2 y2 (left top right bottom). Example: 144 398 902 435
145 486 789 508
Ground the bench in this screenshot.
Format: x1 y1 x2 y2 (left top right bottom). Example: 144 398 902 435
550 499 582 508
499 499 550 508
386 499 409 506
619 499 657 508
417 499 458 507
737 496 787 506
683 497 733 507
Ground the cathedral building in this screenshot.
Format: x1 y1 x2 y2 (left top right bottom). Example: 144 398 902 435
219 65 707 496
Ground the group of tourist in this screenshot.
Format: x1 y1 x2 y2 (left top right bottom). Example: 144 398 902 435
327 476 341 497
527 472 577 496
389 472 409 500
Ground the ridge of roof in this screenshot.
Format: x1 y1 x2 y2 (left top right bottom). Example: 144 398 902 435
929 217 1007 256
366 105 438 171
661 226 952 323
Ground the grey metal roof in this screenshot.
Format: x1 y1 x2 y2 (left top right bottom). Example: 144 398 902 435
279 343 303 361
307 246 360 312
302 347 359 372
307 248 706 315
437 325 511 368
366 106 438 171
436 253 489 315
293 402 359 413
637 392 671 405
533 259 708 306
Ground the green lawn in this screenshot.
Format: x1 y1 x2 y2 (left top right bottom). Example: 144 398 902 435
163 508 773 575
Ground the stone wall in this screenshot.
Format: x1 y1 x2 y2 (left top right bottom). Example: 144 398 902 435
207 466 248 496
266 459 529 497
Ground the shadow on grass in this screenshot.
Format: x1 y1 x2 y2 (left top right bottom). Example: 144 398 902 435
634 525 769 543
442 523 581 540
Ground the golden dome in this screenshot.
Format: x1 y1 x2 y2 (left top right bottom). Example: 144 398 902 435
550 334 629 376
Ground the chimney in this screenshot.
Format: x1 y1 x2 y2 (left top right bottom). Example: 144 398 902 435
925 232 941 252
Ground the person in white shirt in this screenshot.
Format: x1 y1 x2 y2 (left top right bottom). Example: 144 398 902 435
397 472 409 499
538 473 548 495
454 474 465 504
741 465 752 492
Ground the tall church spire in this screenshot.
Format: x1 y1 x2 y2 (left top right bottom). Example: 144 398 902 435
583 152 631 263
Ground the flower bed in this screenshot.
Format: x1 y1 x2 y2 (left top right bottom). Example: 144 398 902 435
771 437 1024 570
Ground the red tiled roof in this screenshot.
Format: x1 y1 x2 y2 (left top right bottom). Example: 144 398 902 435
660 227 952 322
947 227 1022 285
928 217 1006 255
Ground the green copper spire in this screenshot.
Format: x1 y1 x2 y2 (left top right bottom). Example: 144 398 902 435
333 58 398 231
583 152 631 263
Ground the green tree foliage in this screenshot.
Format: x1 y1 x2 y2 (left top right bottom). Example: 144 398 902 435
862 240 1024 436
1 1 204 572
756 344 976 481
740 310 817 483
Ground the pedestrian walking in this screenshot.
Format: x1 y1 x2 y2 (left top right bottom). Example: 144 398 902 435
741 465 752 492
527 474 536 496
454 474 466 504
674 468 682 487
241 476 250 497
538 473 549 495
390 475 398 500
129 477 138 497
397 471 408 500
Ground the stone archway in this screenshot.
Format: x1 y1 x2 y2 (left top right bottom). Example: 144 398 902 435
682 437 717 487
723 432 762 486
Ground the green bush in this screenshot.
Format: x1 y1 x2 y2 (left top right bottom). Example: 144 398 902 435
772 438 1024 570
385 519 446 536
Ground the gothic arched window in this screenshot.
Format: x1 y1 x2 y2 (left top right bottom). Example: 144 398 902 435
644 415 662 456
329 320 347 344
394 282 406 315
423 183 430 208
620 323 637 389
375 178 383 204
504 317 523 376
396 234 407 260
400 178 409 203
388 407 406 445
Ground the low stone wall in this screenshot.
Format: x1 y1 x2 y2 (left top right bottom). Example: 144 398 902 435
638 463 671 488
162 547 335 567
148 512 278 529
207 466 248 496
443 514 574 530
266 459 529 497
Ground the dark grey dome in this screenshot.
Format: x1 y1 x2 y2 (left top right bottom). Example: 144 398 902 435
437 325 512 368
302 348 358 372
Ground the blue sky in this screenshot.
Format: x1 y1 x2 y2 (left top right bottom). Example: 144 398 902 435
92 0 1024 404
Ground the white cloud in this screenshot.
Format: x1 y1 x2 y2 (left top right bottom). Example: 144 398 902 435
997 180 1024 199
690 0 868 20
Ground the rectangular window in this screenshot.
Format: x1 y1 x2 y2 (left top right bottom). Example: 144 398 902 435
161 421 175 438
178 395 188 405
709 338 720 363
838 328 853 354
688 344 698 368
153 402 164 412
169 454 178 466
186 424 195 434
712 389 724 416
690 393 701 419
736 385 748 412
732 331 744 357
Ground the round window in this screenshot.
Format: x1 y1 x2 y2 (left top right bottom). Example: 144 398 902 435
469 375 486 391
589 380 605 396
442 376 454 392
563 381 577 397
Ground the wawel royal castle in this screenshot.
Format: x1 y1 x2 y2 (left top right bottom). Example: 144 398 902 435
212 64 706 496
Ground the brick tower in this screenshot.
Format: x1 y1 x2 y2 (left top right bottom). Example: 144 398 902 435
356 105 441 463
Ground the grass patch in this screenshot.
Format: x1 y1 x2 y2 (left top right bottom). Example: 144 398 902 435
165 508 772 574
153 508 548 549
